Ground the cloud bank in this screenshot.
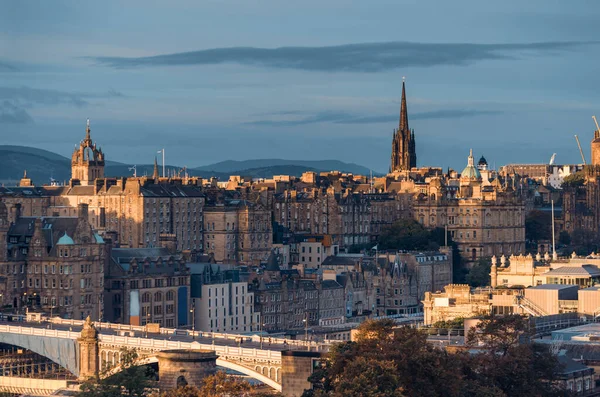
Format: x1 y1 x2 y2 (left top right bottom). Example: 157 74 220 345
92 41 596 72
0 101 34 124
245 109 501 126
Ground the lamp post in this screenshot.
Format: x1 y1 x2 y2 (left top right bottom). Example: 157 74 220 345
190 307 195 340
49 306 56 329
303 313 308 350
260 322 265 349
145 310 150 338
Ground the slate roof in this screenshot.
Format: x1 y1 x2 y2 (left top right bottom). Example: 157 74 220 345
528 284 579 290
140 184 204 197
543 265 600 277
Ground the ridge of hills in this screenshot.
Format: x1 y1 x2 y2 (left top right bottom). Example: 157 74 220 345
0 145 377 185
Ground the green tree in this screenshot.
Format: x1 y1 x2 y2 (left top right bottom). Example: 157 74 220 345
378 219 431 251
562 172 585 188
80 347 155 397
525 210 552 243
306 318 567 397
465 315 564 397
558 230 571 246
160 372 283 397
306 320 463 397
465 257 491 287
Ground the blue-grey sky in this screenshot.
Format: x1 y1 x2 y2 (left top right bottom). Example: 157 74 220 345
1 0 600 173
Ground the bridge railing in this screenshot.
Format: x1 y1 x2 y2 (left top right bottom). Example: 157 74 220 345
0 324 79 340
98 334 282 360
37 316 329 350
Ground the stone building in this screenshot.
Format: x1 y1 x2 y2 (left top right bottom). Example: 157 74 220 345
0 121 206 251
103 241 191 327
203 199 272 265
316 279 345 326
422 284 524 325
414 150 526 262
189 263 257 333
0 201 105 320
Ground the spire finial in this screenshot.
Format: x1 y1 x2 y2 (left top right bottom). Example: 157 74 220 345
402 76 405 82
23 170 27 178
85 118 91 141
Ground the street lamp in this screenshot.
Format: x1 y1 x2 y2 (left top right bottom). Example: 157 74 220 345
49 306 56 329
190 307 195 340
145 310 150 338
260 322 265 349
303 313 308 350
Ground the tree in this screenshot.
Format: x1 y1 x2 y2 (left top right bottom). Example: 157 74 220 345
379 220 451 251
465 315 564 397
306 320 463 397
562 172 585 188
159 372 283 397
558 230 571 246
306 318 567 397
525 210 552 243
378 219 431 251
465 257 491 287
80 347 155 397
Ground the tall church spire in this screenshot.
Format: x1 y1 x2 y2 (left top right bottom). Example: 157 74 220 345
399 78 408 132
390 78 416 172
153 157 159 180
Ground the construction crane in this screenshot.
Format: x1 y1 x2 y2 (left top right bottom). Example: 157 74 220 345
594 115 600 133
575 135 587 165
549 153 556 165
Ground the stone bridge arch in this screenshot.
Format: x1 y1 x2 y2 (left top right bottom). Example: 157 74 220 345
102 353 282 392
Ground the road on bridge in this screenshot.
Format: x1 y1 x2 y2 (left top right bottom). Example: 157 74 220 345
0 320 311 352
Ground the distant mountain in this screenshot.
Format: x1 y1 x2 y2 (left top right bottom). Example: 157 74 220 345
0 146 72 185
194 159 375 175
0 146 376 185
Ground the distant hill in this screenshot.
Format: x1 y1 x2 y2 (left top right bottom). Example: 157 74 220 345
0 146 376 185
194 159 374 175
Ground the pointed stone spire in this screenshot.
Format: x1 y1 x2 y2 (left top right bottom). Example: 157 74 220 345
85 118 91 141
399 78 409 132
153 157 159 180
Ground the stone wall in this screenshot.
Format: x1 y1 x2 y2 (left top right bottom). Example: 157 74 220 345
157 349 217 391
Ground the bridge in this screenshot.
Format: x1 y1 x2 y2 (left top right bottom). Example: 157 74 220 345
0 316 330 395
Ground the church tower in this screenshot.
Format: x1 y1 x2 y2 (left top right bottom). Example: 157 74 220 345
390 80 417 172
71 119 105 186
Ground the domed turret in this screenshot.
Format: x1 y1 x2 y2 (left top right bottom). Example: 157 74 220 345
57 232 74 245
460 149 482 181
477 155 488 171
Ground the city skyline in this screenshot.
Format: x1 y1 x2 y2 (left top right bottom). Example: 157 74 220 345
2 1 600 172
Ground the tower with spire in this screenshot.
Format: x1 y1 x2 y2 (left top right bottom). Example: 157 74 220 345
152 157 160 180
390 80 416 172
71 119 105 186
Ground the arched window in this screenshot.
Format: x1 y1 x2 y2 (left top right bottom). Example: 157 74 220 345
142 293 151 303
166 290 175 301
154 292 163 301
176 376 188 388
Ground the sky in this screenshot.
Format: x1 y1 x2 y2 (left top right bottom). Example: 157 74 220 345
1 0 600 173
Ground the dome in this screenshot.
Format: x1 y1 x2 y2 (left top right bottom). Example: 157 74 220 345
461 149 481 180
478 156 487 166
57 232 74 245
94 233 104 244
